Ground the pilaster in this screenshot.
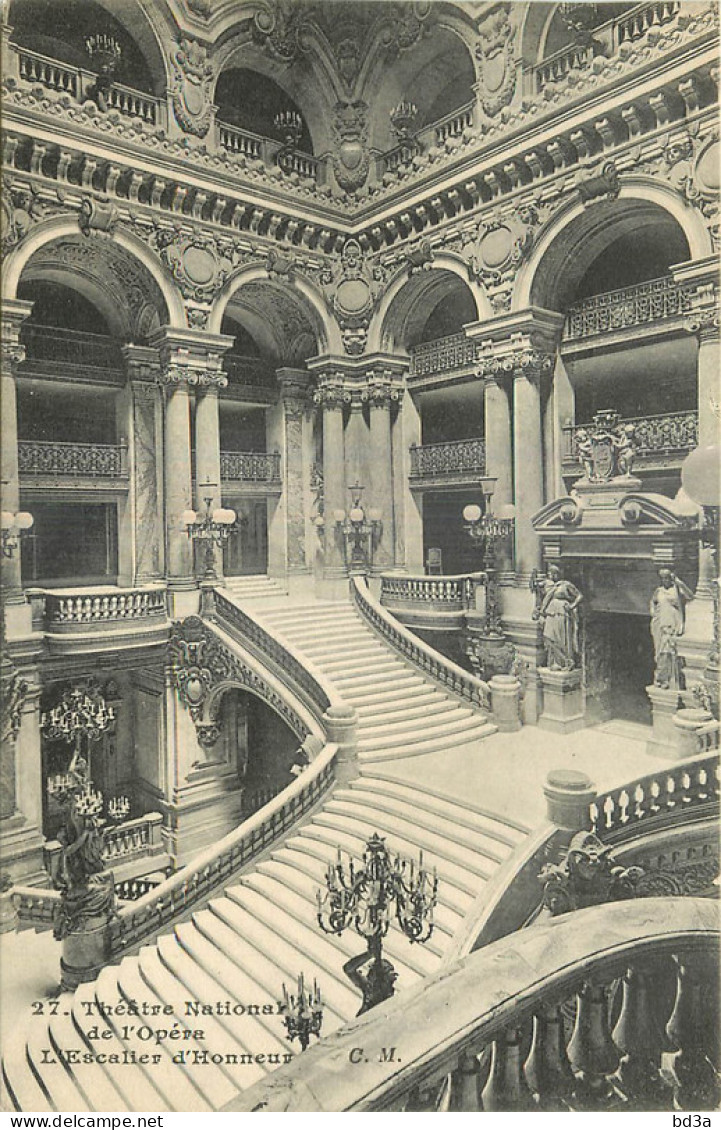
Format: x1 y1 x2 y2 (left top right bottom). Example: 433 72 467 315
1 299 34 606
277 369 313 576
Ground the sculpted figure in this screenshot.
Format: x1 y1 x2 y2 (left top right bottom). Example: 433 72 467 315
534 564 583 671
650 568 694 689
574 428 594 481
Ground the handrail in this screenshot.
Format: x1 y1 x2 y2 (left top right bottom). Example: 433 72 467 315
590 751 719 843
108 742 338 956
351 577 491 712
214 590 341 717
18 439 128 478
229 897 718 1111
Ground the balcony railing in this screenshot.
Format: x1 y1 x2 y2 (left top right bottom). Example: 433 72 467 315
217 121 319 180
223 353 277 386
380 572 482 611
20 324 124 370
563 276 695 341
220 450 281 482
410 438 486 479
432 100 475 146
18 440 128 479
563 410 699 462
533 1 682 91
408 332 478 378
43 585 167 628
14 45 160 123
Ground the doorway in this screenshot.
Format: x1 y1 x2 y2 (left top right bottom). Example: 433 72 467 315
223 498 268 575
584 611 653 725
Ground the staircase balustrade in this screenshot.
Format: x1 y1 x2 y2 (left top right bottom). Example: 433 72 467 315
563 411 699 461
10 886 60 930
107 742 338 956
43 812 165 882
563 276 694 341
589 753 719 842
380 572 483 610
219 450 281 482
409 438 486 479
44 586 167 627
18 439 128 479
351 577 491 713
231 897 719 1112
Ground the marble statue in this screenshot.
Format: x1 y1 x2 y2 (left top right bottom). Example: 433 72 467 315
650 568 694 689
533 564 584 671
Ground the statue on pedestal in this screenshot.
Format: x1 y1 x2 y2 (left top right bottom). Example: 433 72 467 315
52 760 115 941
532 564 584 671
650 568 694 690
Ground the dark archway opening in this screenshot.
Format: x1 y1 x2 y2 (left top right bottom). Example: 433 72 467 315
215 68 313 153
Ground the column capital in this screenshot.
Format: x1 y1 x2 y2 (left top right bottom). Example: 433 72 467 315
684 302 720 342
277 367 311 416
313 374 351 409
1 298 34 376
149 325 234 389
122 343 161 383
361 370 402 408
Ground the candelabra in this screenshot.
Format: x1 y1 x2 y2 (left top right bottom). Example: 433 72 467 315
463 480 515 638
389 100 419 142
334 481 382 576
108 795 131 823
279 973 323 1051
41 680 116 780
274 109 303 149
317 833 438 1014
1 508 34 558
85 33 122 111
183 481 236 580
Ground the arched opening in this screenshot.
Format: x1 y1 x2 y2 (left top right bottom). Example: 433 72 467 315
9 0 159 94
215 68 314 154
15 237 168 588
215 688 303 812
217 279 320 578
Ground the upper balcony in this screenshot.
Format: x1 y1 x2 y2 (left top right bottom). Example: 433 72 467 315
409 438 486 490
19 324 125 384
18 439 129 492
562 409 699 475
561 276 696 355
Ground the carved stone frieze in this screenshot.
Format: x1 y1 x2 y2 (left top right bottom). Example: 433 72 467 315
148 227 242 303
463 204 537 289
0 660 29 746
664 126 720 250
169 37 215 138
475 4 516 119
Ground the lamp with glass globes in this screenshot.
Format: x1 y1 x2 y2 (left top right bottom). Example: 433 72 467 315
182 481 237 580
462 478 515 638
1 508 34 558
334 481 382 576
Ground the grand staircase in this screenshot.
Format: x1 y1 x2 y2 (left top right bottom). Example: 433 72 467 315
2 597 529 1113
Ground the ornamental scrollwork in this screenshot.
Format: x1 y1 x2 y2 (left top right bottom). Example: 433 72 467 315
169 37 215 138
319 240 384 356
475 5 516 119
664 127 719 248
168 616 233 724
361 371 401 407
575 159 620 204
78 196 118 237
150 227 238 303
1 182 65 255
1 664 29 746
332 101 370 195
313 375 351 409
539 831 644 915
463 204 537 290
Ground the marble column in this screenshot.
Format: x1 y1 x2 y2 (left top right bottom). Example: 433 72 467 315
484 376 513 571
365 372 397 571
1 300 33 605
195 382 224 579
513 356 550 579
122 345 164 584
315 377 347 575
278 370 311 575
161 372 194 588
696 315 721 448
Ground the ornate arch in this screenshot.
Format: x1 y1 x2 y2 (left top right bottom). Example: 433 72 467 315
369 253 491 353
513 179 712 313
3 215 186 330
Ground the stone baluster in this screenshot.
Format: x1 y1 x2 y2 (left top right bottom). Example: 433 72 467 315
666 953 721 1109
1 299 33 606
612 962 671 1106
482 1026 535 1111
314 375 348 576
568 980 620 1107
525 1001 576 1108
449 1050 485 1110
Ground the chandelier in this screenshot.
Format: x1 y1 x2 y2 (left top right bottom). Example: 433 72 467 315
279 973 324 1051
389 100 419 142
274 109 303 149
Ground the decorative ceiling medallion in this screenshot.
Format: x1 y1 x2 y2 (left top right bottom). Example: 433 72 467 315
320 239 384 355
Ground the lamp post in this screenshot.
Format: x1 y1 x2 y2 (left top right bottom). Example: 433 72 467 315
183 481 236 580
279 973 324 1051
681 443 720 717
316 832 438 1015
1 507 33 558
334 481 382 576
463 479 515 638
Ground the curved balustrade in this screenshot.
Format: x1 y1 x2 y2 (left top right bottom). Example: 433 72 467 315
18 440 128 479
563 276 694 341
590 752 719 843
230 897 719 1112
380 572 482 609
44 586 167 628
220 450 281 483
43 812 165 883
351 577 490 712
107 742 338 956
214 590 339 718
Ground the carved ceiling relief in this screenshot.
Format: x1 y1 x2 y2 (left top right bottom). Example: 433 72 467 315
664 126 720 250
319 238 386 356
474 4 517 120
169 37 215 138
461 203 538 313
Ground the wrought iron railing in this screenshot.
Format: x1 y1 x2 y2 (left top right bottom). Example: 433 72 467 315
18 440 128 478
563 276 694 340
409 332 478 377
563 411 699 461
409 438 486 478
220 450 281 482
20 324 124 369
380 572 483 610
351 577 491 713
223 353 277 386
14 46 160 122
44 586 167 627
590 752 719 842
232 897 719 1112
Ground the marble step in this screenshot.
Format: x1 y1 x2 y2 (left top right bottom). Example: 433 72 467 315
352 776 530 841
361 720 497 762
358 701 472 739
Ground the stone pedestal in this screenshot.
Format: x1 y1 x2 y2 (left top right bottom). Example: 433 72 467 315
646 684 681 757
489 674 522 732
543 769 595 831
322 704 358 785
60 915 111 991
537 667 584 733
672 706 715 760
